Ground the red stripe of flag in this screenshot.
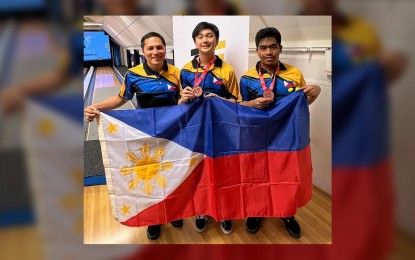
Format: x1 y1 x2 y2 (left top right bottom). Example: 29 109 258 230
122 145 312 227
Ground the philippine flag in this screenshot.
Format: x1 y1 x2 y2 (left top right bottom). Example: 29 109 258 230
213 77 222 84
331 61 394 259
98 91 312 227
24 95 135 258
167 84 176 90
283 81 295 88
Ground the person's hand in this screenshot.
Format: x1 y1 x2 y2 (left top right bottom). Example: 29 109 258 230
379 51 408 83
0 87 24 115
301 85 321 97
251 97 274 110
204 93 217 98
84 105 100 122
179 86 196 104
300 85 321 104
204 93 236 103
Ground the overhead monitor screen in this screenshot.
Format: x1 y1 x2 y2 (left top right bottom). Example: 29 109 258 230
84 31 111 61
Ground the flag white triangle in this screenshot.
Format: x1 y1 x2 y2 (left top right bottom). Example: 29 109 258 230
98 112 205 222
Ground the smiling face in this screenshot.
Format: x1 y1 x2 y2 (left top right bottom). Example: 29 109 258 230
194 28 218 56
142 37 166 70
256 37 282 70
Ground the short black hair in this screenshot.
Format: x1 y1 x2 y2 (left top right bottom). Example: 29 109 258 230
192 22 219 41
141 32 166 48
255 27 282 48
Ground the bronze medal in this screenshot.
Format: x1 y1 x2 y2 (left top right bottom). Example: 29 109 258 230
263 89 274 100
193 57 216 98
258 63 279 102
193 86 203 97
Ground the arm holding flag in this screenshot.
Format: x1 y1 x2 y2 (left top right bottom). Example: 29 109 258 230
298 74 321 105
84 96 127 122
84 74 131 122
239 97 274 109
301 85 321 105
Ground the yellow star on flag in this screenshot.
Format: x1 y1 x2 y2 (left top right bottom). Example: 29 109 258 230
107 123 118 134
120 204 131 216
38 118 55 136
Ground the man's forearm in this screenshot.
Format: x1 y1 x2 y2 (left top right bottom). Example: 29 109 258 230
239 100 255 107
307 95 317 105
94 95 128 110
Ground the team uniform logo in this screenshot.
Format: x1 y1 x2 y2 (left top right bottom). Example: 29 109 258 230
284 80 300 93
213 77 222 85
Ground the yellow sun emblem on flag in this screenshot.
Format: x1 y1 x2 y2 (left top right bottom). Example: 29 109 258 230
120 143 173 195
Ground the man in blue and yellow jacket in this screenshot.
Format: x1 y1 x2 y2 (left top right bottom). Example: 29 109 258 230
178 21 241 235
240 27 321 238
84 32 183 240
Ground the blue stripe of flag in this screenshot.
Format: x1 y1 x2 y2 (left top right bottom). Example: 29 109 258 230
333 61 389 166
104 91 310 158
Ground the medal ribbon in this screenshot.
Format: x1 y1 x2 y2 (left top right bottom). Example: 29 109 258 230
258 63 280 94
194 57 216 86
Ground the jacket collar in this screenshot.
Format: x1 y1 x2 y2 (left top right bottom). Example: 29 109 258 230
255 61 287 75
143 60 168 76
191 55 223 69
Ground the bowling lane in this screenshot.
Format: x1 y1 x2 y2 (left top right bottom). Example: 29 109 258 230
86 66 134 141
93 66 120 88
